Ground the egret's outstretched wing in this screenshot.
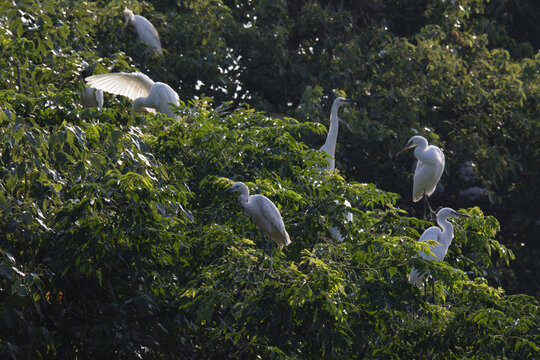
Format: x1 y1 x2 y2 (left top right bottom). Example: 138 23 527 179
85 72 155 101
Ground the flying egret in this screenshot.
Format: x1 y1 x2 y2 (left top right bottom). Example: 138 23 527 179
220 182 291 271
124 8 162 54
85 72 180 120
396 135 445 218
79 62 103 110
409 207 469 299
319 97 357 172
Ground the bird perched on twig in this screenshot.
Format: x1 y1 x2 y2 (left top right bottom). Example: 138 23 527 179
409 207 469 299
220 182 291 271
85 72 179 120
124 8 162 54
79 61 103 111
396 135 445 219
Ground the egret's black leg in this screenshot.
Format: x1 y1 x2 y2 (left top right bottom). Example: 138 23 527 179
431 277 436 304
257 231 267 270
269 241 274 273
241 213 245 238
423 192 435 220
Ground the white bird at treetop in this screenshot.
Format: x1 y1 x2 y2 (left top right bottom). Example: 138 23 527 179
79 61 103 110
220 182 291 271
396 135 445 217
319 97 357 172
85 72 180 120
409 207 469 287
124 8 162 54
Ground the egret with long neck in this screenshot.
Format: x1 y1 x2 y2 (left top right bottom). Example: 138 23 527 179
409 207 469 300
319 97 356 172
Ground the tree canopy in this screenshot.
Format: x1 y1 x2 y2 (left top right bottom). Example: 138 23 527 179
0 0 539 358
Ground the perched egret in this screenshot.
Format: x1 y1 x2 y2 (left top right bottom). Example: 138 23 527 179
85 72 179 120
329 199 353 242
396 135 445 218
319 97 356 240
124 8 162 54
79 62 103 110
220 182 291 271
409 207 469 297
319 97 357 172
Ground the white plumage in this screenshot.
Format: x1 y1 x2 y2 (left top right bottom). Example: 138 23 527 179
329 199 353 242
319 97 356 172
85 72 179 120
79 61 104 110
409 207 469 287
80 84 103 110
221 182 291 270
397 135 445 204
124 8 162 54
319 97 356 241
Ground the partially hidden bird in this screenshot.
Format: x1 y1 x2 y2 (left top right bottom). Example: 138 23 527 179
220 182 291 271
85 72 180 120
409 207 469 288
79 61 103 110
319 97 356 241
124 8 162 54
396 135 445 218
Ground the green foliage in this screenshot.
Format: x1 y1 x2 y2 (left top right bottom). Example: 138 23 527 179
0 0 539 358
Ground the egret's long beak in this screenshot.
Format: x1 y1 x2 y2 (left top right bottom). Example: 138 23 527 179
395 141 414 157
455 212 470 218
218 188 233 197
344 99 359 105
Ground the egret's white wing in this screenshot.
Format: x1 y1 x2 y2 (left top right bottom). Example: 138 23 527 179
252 195 290 247
85 72 155 101
417 226 444 261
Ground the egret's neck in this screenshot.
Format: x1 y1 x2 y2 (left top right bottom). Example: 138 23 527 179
133 98 146 112
413 138 429 158
436 216 454 245
237 188 250 208
322 103 340 157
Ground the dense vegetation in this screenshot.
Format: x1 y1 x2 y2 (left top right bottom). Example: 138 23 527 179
0 0 538 358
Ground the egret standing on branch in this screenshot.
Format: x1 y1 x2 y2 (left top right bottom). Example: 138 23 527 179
396 135 445 218
124 8 162 54
319 97 356 241
85 72 180 120
220 182 291 271
319 97 357 172
409 207 469 298
79 61 103 111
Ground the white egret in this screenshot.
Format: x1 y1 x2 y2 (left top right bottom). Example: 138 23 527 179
220 182 291 271
409 207 469 299
124 8 162 54
319 97 357 172
329 199 353 242
79 62 103 110
396 135 445 218
85 72 180 120
319 97 356 240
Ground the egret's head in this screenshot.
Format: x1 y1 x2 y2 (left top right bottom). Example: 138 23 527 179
333 97 358 108
395 135 427 156
123 8 134 26
219 182 248 196
437 207 470 220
